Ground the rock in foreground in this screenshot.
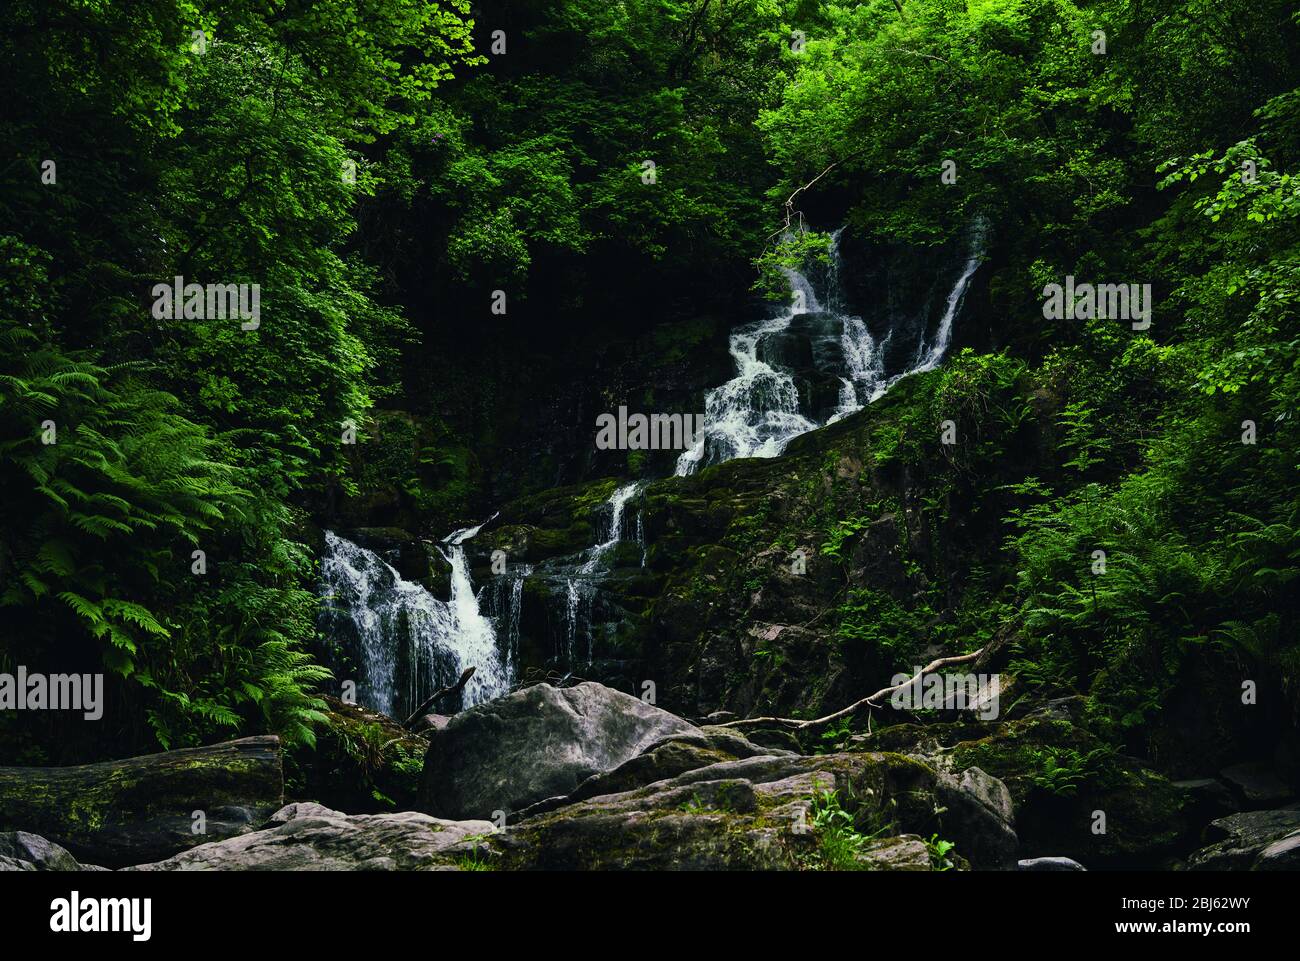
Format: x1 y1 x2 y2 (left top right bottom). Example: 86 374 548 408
0 832 106 871
1187 805 1300 870
491 751 1018 870
418 682 698 820
126 802 495 871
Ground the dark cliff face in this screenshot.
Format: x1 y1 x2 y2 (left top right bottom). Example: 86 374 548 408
321 309 736 537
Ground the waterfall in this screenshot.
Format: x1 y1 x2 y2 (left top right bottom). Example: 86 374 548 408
318 527 511 718
440 520 511 706
828 221 986 420
674 285 819 475
679 221 986 467
484 562 531 682
563 482 642 664
910 222 985 374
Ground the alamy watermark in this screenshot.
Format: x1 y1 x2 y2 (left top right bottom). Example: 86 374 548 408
0 667 103 720
889 669 1000 720
1041 275 1151 330
595 406 705 451
151 275 261 330
50 892 150 941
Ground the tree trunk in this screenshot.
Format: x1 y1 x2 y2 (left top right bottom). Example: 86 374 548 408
0 736 283 867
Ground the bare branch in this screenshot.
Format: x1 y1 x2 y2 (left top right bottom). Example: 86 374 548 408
717 647 985 732
401 666 476 730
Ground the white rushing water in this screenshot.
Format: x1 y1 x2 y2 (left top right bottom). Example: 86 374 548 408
674 272 819 476
440 519 510 706
319 527 510 717
564 482 642 664
678 222 986 471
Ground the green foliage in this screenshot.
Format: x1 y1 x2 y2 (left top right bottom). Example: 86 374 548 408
0 321 327 752
1024 747 1117 798
3 0 1298 788
0 0 481 756
806 785 889 871
925 833 957 871
835 588 924 669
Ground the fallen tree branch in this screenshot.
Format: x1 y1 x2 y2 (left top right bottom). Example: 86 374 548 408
402 667 476 730
717 647 985 732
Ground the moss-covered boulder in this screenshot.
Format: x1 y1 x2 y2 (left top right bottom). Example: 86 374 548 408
486 751 1016 871
852 715 1192 866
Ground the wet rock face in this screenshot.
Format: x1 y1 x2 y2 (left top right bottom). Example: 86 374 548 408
756 311 847 421
418 682 699 821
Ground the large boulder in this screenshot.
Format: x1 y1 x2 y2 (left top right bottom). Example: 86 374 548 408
418 682 698 821
126 802 494 871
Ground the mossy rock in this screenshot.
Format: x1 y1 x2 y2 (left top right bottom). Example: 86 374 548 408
945 717 1191 865
487 750 1015 870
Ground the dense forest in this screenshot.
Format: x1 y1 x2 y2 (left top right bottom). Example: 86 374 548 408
1 0 1298 875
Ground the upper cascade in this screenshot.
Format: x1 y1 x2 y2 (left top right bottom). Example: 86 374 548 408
678 221 987 474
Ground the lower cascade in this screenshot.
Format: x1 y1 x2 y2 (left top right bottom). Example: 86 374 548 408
318 528 511 718
562 481 643 665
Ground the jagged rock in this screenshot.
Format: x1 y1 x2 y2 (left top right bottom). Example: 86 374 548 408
743 727 805 754
418 682 698 821
1187 804 1300 870
1257 834 1300 869
125 803 495 871
0 736 283 868
693 726 796 759
0 832 106 871
1025 696 1088 724
513 726 792 820
490 751 1018 870
959 766 1015 824
1018 856 1086 871
1218 763 1294 806
414 714 451 733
